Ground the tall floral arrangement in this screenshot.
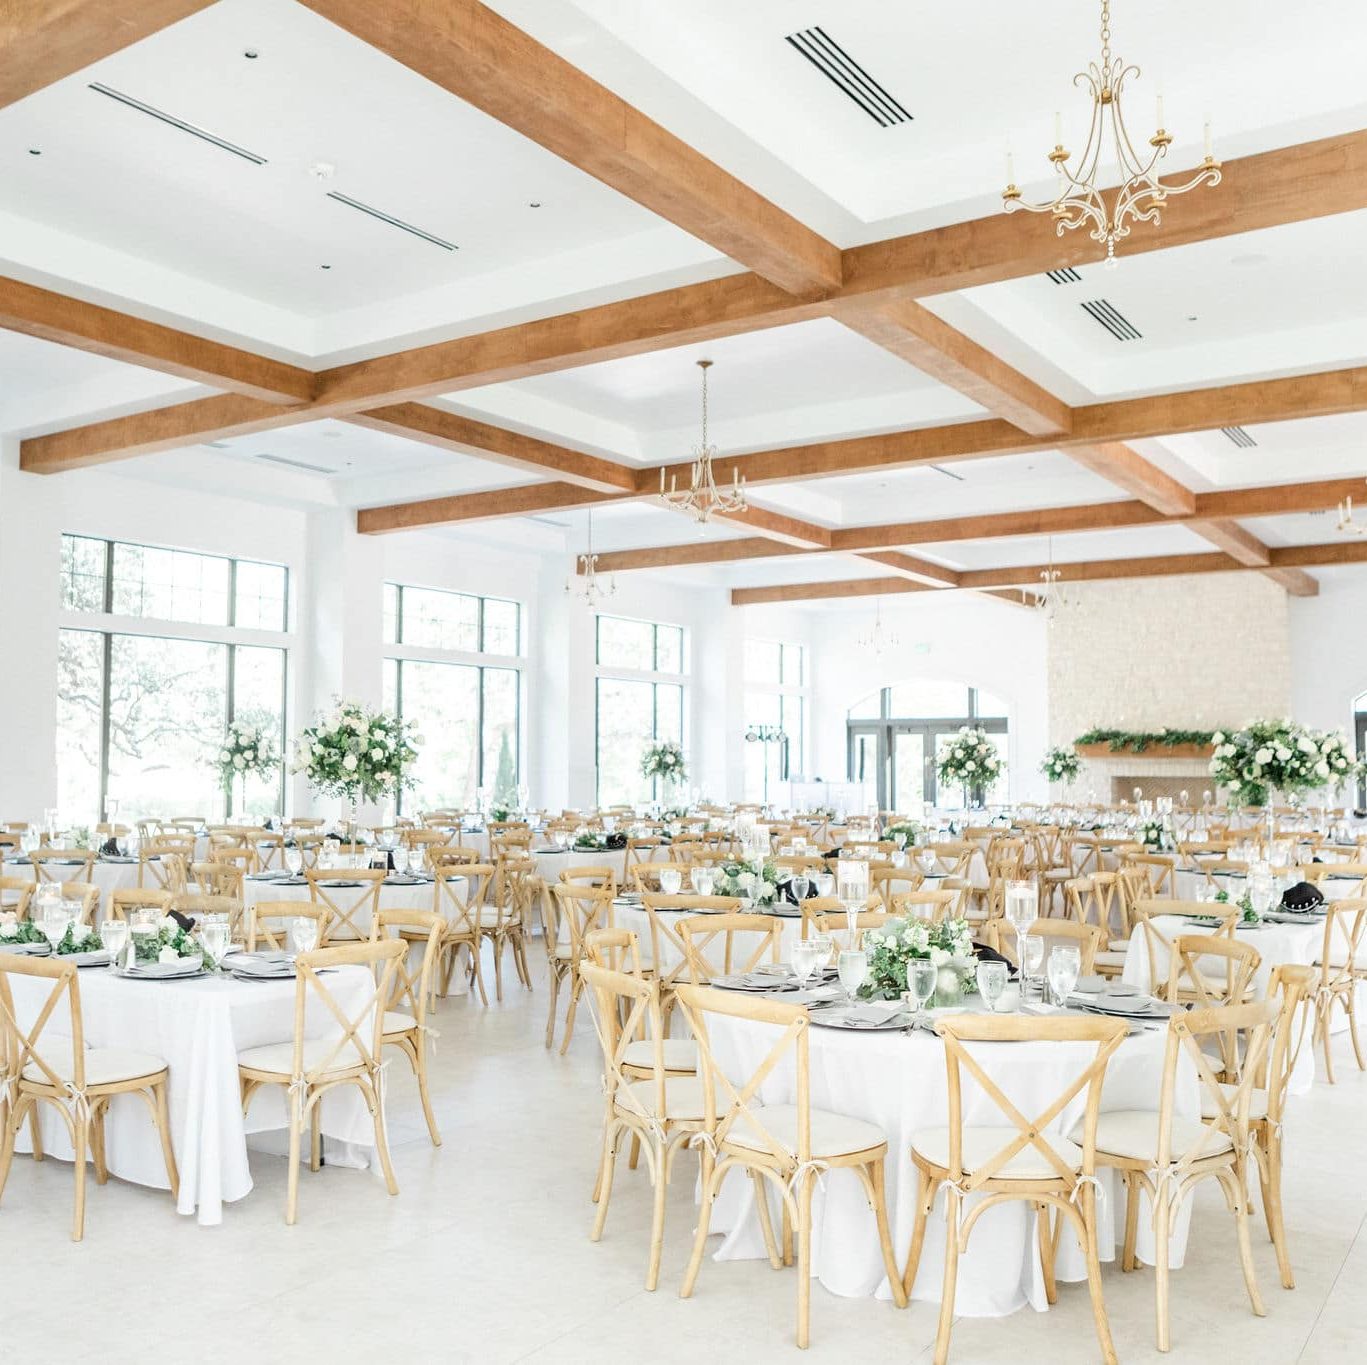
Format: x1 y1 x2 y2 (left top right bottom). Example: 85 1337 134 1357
216 720 279 811
936 726 1003 802
641 741 687 786
1040 746 1081 784
1208 719 1351 806
292 700 420 806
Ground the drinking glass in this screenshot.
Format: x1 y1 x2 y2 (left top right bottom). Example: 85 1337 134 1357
690 867 716 896
39 900 69 949
199 916 230 968
837 948 868 1004
395 847 413 876
918 848 938 877
1047 944 1082 1006
129 908 160 965
790 872 810 904
976 959 1008 1012
658 867 683 895
1022 934 1045 1001
813 871 835 898
909 958 938 1020
99 919 128 972
284 845 303 876
1004 880 1038 969
289 918 319 955
790 938 824 989
893 831 908 851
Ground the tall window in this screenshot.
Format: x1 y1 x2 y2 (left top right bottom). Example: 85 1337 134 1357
595 614 686 805
846 680 1009 810
56 535 290 823
381 582 522 812
743 639 806 803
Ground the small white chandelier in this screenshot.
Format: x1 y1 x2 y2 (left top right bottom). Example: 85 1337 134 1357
857 599 901 656
1035 538 1080 624
1338 480 1367 535
1002 0 1221 267
658 359 746 522
565 509 616 606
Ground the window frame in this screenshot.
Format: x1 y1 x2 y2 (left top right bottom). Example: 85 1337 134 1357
743 637 808 802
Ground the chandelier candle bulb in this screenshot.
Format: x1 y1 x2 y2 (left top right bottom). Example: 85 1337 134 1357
1204 118 1213 158
1054 110 1063 146
1155 93 1164 129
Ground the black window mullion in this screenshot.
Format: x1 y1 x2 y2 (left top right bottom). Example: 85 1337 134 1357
97 631 112 823
394 660 405 816
228 557 238 629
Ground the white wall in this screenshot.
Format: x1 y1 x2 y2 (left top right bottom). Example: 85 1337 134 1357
1290 574 1367 738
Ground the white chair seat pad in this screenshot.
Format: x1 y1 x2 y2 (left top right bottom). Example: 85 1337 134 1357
620 1076 705 1122
238 1037 367 1077
913 1125 1083 1180
382 1009 417 1035
622 1038 697 1073
1094 950 1129 969
1200 1084 1269 1123
728 1103 887 1160
1314 950 1367 971
1081 1109 1234 1163
22 1040 166 1088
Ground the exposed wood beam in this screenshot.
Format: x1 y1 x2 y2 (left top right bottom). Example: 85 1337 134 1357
732 576 937 606
1063 442 1195 515
582 536 810 573
357 481 630 535
344 404 636 494
1262 568 1320 597
1186 519 1270 566
299 0 840 300
839 300 1070 436
853 551 960 588
0 0 214 109
0 276 314 404
692 505 831 549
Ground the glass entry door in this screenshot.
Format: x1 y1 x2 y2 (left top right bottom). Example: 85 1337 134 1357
890 727 927 809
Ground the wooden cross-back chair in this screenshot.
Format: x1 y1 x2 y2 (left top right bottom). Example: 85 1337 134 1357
171 892 244 940
247 900 327 952
629 861 693 895
29 849 96 885
210 844 260 877
623 836 668 883
0 878 34 919
546 881 616 1053
372 907 444 1148
483 854 534 1000
1304 862 1367 899
1096 999 1277 1353
0 954 177 1240
1167 936 1262 1030
401 828 452 869
52 883 100 925
558 865 618 894
871 866 924 911
1064 874 1128 977
191 860 243 900
429 845 482 873
888 889 957 924
903 1013 1127 1365
1310 898 1367 1084
674 983 905 1348
676 913 781 983
431 863 495 1007
579 961 704 1292
138 846 188 894
638 894 742 1008
305 868 387 945
983 915 1102 973
1119 853 1176 899
106 887 172 923
1128 900 1240 1001
583 926 644 976
238 938 405 1224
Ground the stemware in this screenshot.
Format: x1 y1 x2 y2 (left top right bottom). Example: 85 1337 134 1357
1004 880 1038 972
289 917 319 955
909 957 938 1022
836 948 868 1005
813 871 835 899
690 866 716 896
1022 934 1045 1003
790 937 825 990
790 872 810 904
1046 944 1082 1006
284 845 303 876
39 900 70 949
99 919 128 972
917 848 938 877
199 915 230 969
976 959 1008 1012
658 867 683 896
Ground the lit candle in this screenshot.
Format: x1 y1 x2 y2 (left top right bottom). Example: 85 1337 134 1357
1204 118 1213 158
1054 110 1063 147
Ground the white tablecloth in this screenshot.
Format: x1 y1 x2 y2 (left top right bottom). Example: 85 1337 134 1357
8 964 378 1225
704 1007 1196 1317
3 856 143 905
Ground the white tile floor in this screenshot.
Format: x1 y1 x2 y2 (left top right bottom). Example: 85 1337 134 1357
3 957 1365 1364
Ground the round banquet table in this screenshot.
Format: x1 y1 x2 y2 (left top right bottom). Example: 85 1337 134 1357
1172 865 1362 903
702 1003 1197 1317
7 963 379 1225
4 855 144 904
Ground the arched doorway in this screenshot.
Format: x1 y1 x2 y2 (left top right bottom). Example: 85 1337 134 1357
847 679 1009 809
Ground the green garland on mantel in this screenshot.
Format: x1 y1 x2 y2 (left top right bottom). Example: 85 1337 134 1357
1073 727 1226 754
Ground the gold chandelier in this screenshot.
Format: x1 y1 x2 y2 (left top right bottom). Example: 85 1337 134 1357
1035 538 1080 624
658 359 746 522
1002 0 1221 266
1338 481 1367 536
564 508 616 606
857 599 900 656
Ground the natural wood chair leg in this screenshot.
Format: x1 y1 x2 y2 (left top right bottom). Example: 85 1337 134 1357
1349 989 1367 1070
71 1112 87 1242
493 933 505 1002
934 1184 961 1365
367 1078 400 1198
1038 1201 1058 1304
592 1126 620 1240
1154 1183 1172 1353
413 1036 441 1147
1260 1130 1294 1289
470 934 490 1006
591 1114 614 1206
901 1165 933 1299
544 968 561 1049
628 1134 641 1170
868 1159 907 1308
781 1197 794 1266
645 1139 669 1292
154 1080 179 1198
1122 1172 1140 1271
751 1170 783 1270
0 1103 20 1204
796 1175 814 1350
1077 1186 1119 1365
28 1105 43 1162
310 1102 322 1173
285 1092 303 1226
680 1155 720 1300
91 1100 109 1185
1228 1167 1266 1320
559 976 583 1055
1320 1001 1337 1084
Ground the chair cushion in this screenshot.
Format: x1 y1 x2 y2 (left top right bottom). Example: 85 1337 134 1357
21 1039 166 1088
1200 1084 1269 1123
620 1076 705 1122
1081 1109 1234 1163
382 1009 417 1035
238 1037 369 1077
727 1103 887 1159
1094 950 1129 969
912 1125 1083 1180
1314 949 1367 971
1107 940 1130 954
622 1038 697 1073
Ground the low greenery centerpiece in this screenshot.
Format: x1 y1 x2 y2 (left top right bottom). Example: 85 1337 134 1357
1040 746 1081 784
862 916 977 1003
1140 817 1173 851
135 916 204 965
0 915 44 946
1074 726 1222 754
715 857 780 905
572 831 627 852
881 821 921 846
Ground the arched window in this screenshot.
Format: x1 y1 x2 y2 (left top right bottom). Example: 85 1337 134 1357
847 680 1008 810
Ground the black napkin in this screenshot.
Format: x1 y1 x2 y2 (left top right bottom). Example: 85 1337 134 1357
99 837 120 856
1281 881 1325 911
168 910 196 933
972 940 1018 979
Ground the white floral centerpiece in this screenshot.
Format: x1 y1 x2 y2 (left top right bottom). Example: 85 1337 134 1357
863 915 977 1003
640 740 687 792
936 726 1004 805
1040 746 1081 785
292 700 420 816
881 820 920 847
1140 817 1173 851
715 856 779 905
216 719 279 814
1208 719 1350 807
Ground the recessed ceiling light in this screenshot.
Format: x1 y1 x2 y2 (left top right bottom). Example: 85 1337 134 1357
27 148 40 156
243 50 259 59
1187 314 1199 322
529 201 542 208
320 263 332 270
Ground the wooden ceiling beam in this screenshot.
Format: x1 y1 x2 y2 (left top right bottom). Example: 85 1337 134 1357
854 550 960 588
298 0 840 299
0 276 315 404
1063 442 1195 515
1185 518 1271 566
839 299 1071 436
0 0 214 109
343 403 637 494
691 504 831 549
358 481 633 535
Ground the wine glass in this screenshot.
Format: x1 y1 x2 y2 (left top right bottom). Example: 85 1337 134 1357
917 848 937 877
976 959 1008 1012
289 917 319 955
893 831 908 852
690 866 716 896
790 871 811 904
1022 934 1045 1003
199 915 230 969
394 846 412 877
658 866 683 895
39 900 69 950
1004 880 1038 970
813 871 835 899
99 919 128 973
284 845 303 877
790 937 825 990
1046 944 1082 1007
909 957 938 1021
837 948 868 1005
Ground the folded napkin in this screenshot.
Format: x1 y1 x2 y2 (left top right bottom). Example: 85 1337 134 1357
840 1001 904 1026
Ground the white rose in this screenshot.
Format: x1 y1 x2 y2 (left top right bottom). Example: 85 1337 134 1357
929 947 949 967
1211 732 1225 744
965 760 976 771
72 922 92 944
161 916 179 932
157 945 180 964
1297 735 1316 754
219 749 231 762
1317 761 1330 777
0 919 17 940
371 748 385 762
1275 746 1292 762
233 755 245 769
1255 748 1272 765
342 753 358 771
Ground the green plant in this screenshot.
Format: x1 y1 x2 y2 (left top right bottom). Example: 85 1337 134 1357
1074 727 1223 753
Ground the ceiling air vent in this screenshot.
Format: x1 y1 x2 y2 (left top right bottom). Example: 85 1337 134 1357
784 27 912 127
88 83 267 164
255 453 338 475
1080 298 1142 341
1046 267 1082 285
325 191 456 251
929 464 965 482
1221 426 1257 449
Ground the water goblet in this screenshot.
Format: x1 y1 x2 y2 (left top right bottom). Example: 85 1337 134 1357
39 899 70 950
658 866 683 896
289 917 319 955
1046 944 1082 1007
837 948 868 1005
790 937 824 990
199 915 230 969
690 867 716 896
976 959 1008 1012
813 871 835 899
1022 934 1045 1003
918 848 938 877
790 872 810 904
909 957 938 1022
284 845 303 876
99 919 128 972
